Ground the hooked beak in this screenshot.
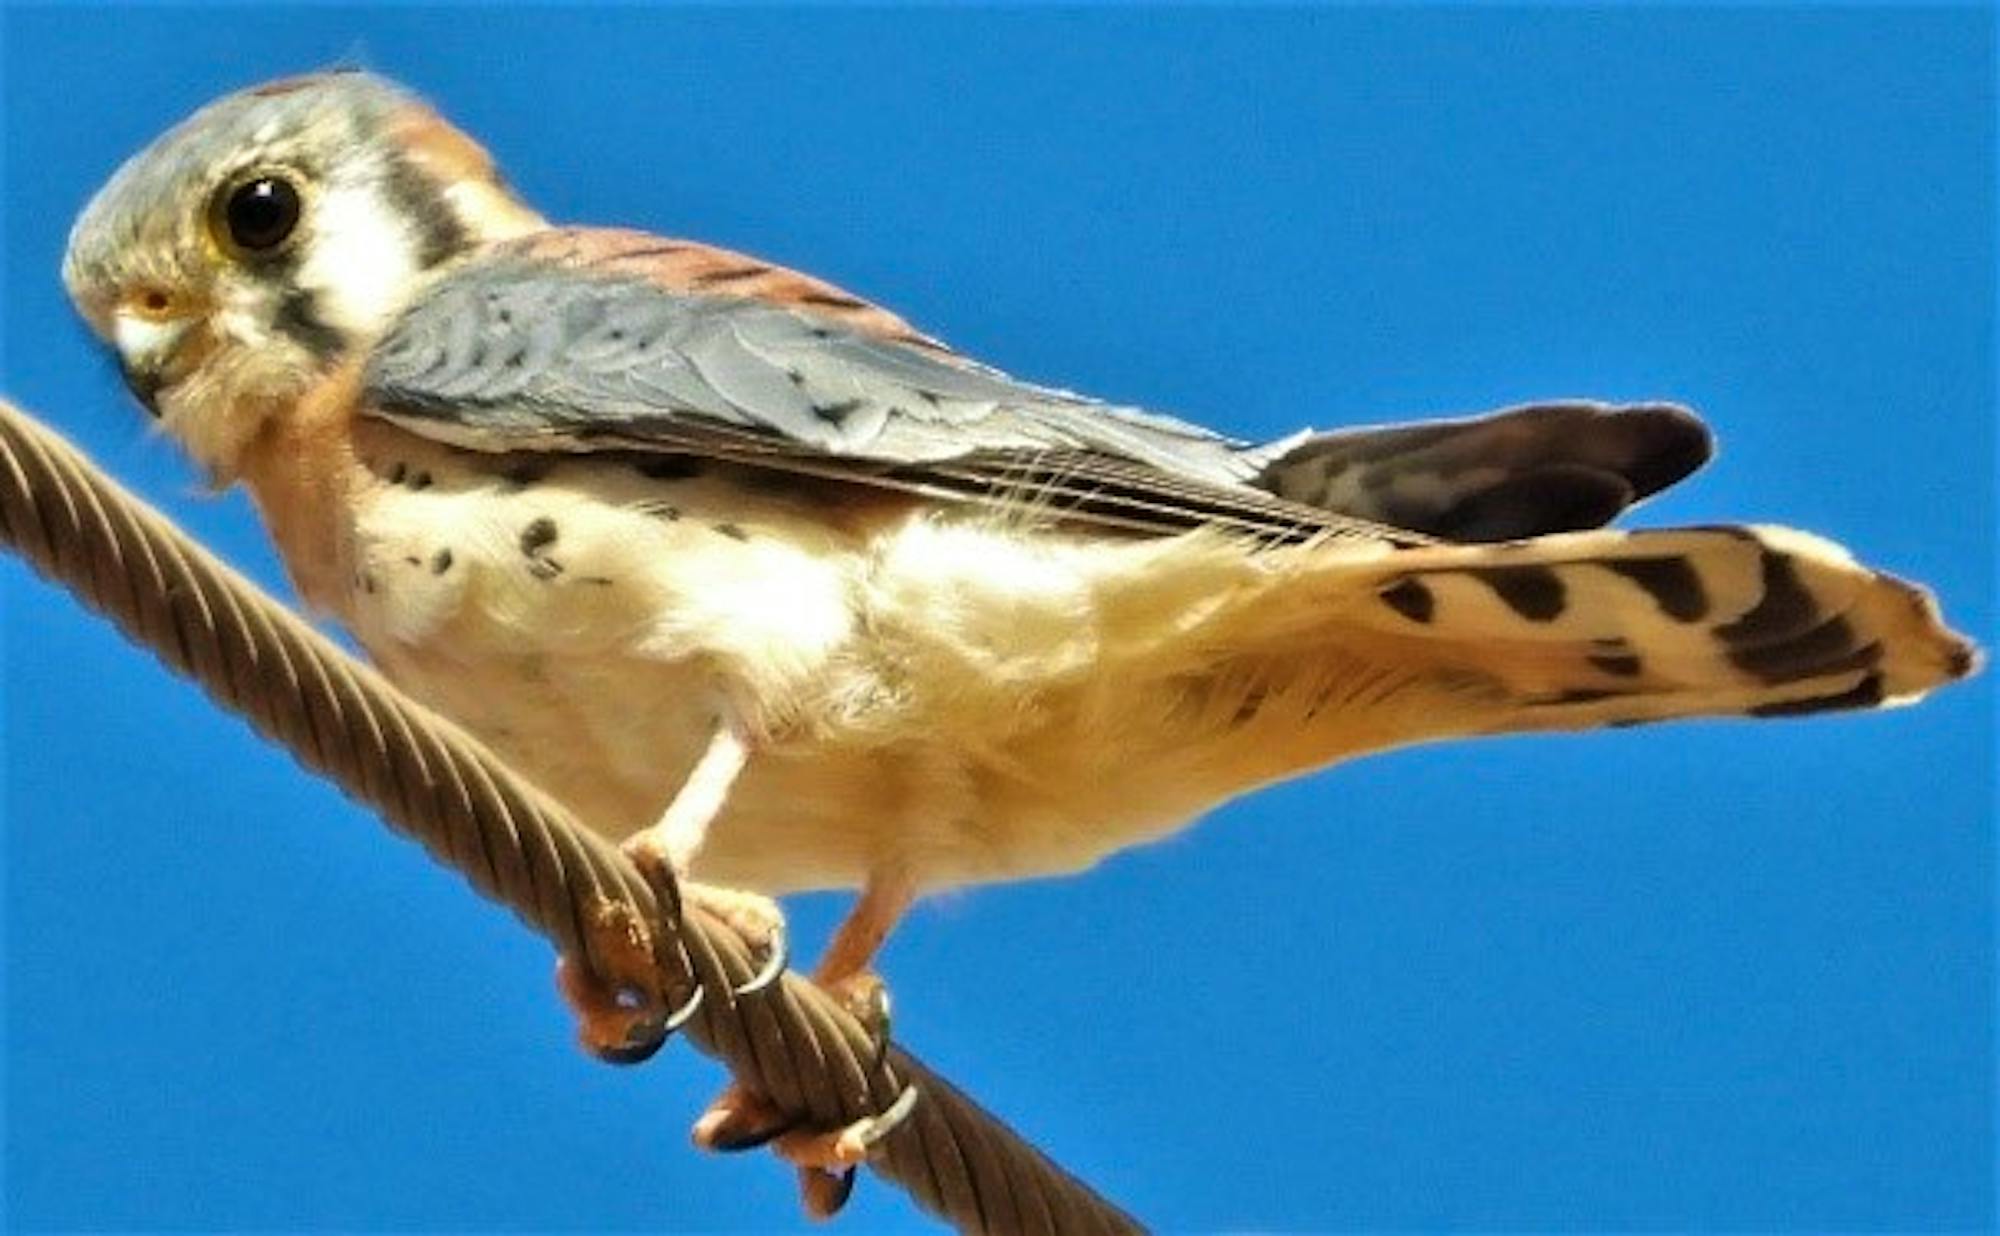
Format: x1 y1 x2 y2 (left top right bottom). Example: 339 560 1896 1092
111 312 192 418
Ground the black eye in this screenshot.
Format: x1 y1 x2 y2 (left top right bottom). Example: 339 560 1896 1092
221 175 301 253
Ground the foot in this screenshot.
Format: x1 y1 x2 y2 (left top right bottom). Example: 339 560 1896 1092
819 970 893 1072
552 842 704 1065
679 880 789 995
555 949 677 1065
773 1084 920 1219
689 968 906 1218
692 1076 919 1221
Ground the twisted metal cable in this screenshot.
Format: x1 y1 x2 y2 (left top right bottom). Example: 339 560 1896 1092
0 397 1143 1236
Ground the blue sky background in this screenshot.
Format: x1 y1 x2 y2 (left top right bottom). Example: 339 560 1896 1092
2 7 1992 1232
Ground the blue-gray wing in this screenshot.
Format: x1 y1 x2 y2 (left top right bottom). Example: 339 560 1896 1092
360 255 1388 542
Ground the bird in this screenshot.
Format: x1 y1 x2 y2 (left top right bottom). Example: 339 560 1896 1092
63 70 1977 1217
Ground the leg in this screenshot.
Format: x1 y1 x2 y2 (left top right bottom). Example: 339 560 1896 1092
625 720 749 875
814 869 917 986
556 719 782 1062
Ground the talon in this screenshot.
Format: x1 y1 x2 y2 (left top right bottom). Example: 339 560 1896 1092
824 971 893 1072
770 1083 920 1171
678 883 790 997
659 979 704 1037
705 1117 797 1154
865 1083 920 1146
800 1167 857 1220
590 1010 669 1066
852 1080 920 1144
557 953 678 1066
735 916 788 995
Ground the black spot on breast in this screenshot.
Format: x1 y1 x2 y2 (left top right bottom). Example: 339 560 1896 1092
387 462 408 485
499 458 554 489
1604 557 1708 622
1747 672 1885 717
1716 552 1817 646
430 548 454 575
712 523 750 542
526 558 564 581
1380 577 1435 623
520 517 558 555
409 471 433 491
637 502 681 521
1468 565 1566 621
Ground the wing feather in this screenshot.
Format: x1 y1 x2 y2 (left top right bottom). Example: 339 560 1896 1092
364 239 1415 543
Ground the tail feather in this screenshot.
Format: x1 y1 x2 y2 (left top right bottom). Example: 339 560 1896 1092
1253 401 1714 540
1329 524 1976 736
997 519 1973 839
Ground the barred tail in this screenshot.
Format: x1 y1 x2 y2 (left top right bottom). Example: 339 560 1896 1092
1326 524 1976 736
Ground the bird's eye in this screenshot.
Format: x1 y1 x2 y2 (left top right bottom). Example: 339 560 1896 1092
215 174 302 255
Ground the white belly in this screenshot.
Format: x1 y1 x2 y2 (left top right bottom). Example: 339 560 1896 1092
325 437 1363 896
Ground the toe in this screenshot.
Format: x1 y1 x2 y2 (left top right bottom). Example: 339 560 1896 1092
770 1084 919 1169
691 1082 797 1153
683 883 790 994
555 954 670 1066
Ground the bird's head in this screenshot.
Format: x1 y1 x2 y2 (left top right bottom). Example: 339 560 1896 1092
64 70 544 478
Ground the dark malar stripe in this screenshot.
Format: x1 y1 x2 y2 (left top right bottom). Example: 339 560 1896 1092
275 289 346 360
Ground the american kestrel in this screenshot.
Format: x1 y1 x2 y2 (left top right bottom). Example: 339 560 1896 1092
62 71 1977 1216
